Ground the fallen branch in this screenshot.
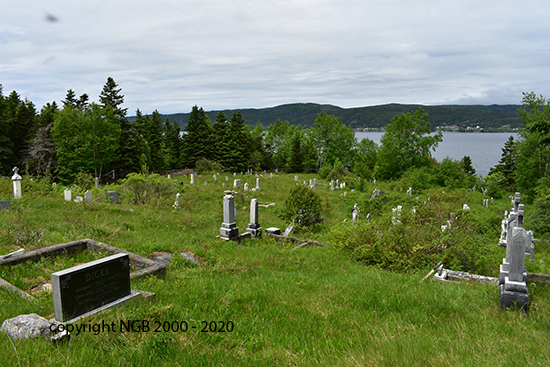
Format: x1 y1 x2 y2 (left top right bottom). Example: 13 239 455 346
266 233 327 247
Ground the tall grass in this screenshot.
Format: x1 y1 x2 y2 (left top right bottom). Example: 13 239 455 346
0 174 549 366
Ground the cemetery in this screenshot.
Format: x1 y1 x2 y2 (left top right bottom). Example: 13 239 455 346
0 172 549 365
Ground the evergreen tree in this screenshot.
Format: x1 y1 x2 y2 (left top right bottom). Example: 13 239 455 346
99 77 128 118
163 117 181 170
62 89 78 108
287 129 303 173
144 110 166 171
181 106 213 168
487 135 516 187
460 156 476 176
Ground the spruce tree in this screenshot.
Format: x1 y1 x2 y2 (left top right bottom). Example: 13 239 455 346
181 106 213 168
99 77 128 118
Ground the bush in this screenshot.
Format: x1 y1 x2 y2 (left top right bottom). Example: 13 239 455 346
279 184 323 227
120 173 177 207
196 158 222 174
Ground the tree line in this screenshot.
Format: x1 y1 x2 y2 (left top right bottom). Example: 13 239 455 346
1 79 548 201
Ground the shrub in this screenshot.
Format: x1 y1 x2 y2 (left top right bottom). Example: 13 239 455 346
279 184 323 227
196 158 223 174
121 173 177 207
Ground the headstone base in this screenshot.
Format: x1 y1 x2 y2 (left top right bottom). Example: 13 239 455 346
265 227 281 235
246 225 262 238
220 225 239 240
53 290 142 324
499 285 529 310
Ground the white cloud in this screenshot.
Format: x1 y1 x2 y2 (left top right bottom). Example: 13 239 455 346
1 0 550 114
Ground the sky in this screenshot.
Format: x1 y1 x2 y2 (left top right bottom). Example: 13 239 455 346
1 0 550 115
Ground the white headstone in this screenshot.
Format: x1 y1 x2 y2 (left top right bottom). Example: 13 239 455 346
11 167 22 199
246 198 262 237
255 177 261 190
244 183 249 191
64 189 72 202
190 174 195 184
213 174 217 182
84 190 92 204
220 191 239 240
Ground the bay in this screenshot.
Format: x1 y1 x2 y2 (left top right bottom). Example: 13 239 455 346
355 132 518 177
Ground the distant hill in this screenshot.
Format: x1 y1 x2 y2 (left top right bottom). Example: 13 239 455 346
128 103 522 131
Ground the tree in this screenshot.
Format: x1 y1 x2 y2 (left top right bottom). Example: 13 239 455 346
265 119 292 170
374 108 442 180
487 135 516 188
181 106 213 168
514 92 550 198
352 138 378 179
460 156 476 176
99 77 128 118
52 103 121 181
309 113 356 169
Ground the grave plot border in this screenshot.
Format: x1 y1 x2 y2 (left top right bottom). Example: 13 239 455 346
0 238 166 299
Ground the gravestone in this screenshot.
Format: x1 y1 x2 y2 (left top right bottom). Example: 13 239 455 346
64 189 72 202
51 253 136 322
246 198 262 238
499 204 529 310
107 191 120 204
366 213 371 224
244 183 249 191
84 190 92 204
255 178 261 190
294 175 298 181
190 174 195 184
0 201 11 210
352 203 359 225
173 193 181 210
407 187 412 198
213 174 217 182
270 172 273 179
282 223 295 237
225 176 229 181
95 177 99 188
498 211 508 247
234 179 241 188
330 179 335 191
12 167 22 199
220 191 239 240
266 227 281 235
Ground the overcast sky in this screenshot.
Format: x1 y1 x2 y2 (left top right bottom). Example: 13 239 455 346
1 0 549 115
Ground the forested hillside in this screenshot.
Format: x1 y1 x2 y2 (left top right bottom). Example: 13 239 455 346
137 103 522 131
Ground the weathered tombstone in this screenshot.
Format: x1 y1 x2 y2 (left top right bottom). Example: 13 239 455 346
275 169 278 173
270 172 273 179
84 190 92 204
233 179 241 188
95 177 99 188
204 181 207 186
225 176 229 182
213 174 217 182
282 222 295 237
167 174 171 179
366 213 371 224
336 179 339 189
526 230 535 261
220 191 239 240
462 204 470 210
255 177 261 190
11 167 22 199
64 189 72 202
499 205 529 310
373 177 376 185
0 201 11 210
407 187 413 198
294 175 298 181
498 211 508 247
107 191 120 204
173 193 181 210
313 178 317 186
246 198 262 238
352 203 359 225
330 179 335 191
244 183 249 192
223 183 226 188
266 227 281 235
190 173 195 184
491 197 494 205
51 253 137 322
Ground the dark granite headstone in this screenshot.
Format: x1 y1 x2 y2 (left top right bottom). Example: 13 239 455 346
0 201 11 210
51 253 131 322
107 191 121 204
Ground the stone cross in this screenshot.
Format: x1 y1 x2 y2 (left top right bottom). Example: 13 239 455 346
220 191 239 240
246 198 262 238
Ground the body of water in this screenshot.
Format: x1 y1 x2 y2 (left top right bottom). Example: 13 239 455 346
356 132 518 177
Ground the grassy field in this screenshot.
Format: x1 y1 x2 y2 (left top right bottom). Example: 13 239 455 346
0 173 549 366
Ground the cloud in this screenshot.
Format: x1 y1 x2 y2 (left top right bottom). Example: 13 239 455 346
1 0 550 114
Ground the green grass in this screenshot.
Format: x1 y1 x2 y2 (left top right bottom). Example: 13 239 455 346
0 174 549 366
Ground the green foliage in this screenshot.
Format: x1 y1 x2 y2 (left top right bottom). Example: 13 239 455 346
120 173 177 207
279 184 323 227
374 108 442 180
487 135 516 188
400 158 478 192
74 171 95 191
326 157 351 181
310 112 356 169
330 189 500 275
196 158 222 174
527 180 550 235
485 177 503 200
352 138 377 179
460 155 476 175
181 106 213 168
52 104 121 181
